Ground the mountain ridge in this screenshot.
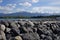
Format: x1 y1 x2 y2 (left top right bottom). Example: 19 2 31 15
0 12 60 17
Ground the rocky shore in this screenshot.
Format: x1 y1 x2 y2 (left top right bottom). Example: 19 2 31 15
0 20 60 40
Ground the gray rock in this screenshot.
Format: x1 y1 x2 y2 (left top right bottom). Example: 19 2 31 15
0 31 6 40
41 34 46 39
1 21 9 27
0 20 60 40
15 36 22 40
21 33 40 40
6 28 11 32
27 21 34 27
0 24 6 31
20 26 28 33
10 22 20 35
18 21 25 26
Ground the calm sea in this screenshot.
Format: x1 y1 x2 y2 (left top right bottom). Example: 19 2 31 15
0 18 58 21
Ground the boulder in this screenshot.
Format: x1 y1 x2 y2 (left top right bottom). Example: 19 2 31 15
0 24 6 31
0 31 6 40
15 36 22 40
21 33 40 40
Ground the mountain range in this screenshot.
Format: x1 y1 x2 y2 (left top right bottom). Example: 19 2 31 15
0 12 59 17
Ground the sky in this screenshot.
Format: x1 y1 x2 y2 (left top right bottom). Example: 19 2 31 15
0 0 60 14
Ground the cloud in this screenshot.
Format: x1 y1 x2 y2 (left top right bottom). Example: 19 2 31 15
0 4 17 14
19 2 32 7
6 4 16 8
32 0 39 3
16 8 25 12
31 6 60 13
0 6 13 14
0 3 26 14
4 8 25 14
0 6 13 11
49 2 60 6
0 0 3 3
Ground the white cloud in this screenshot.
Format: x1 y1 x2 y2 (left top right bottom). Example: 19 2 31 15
0 4 17 14
32 0 39 3
0 4 26 14
6 4 16 8
31 6 60 13
19 2 32 7
0 6 13 11
47 0 60 6
0 0 2 3
50 2 60 5
0 6 13 14
16 8 25 12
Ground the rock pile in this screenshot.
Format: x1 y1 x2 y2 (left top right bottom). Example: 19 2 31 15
0 20 60 40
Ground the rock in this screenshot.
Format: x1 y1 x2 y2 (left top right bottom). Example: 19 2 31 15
44 36 52 40
17 24 21 28
57 36 60 40
0 24 6 31
10 22 17 28
27 27 33 33
18 21 25 26
15 21 18 23
41 34 46 39
25 21 34 28
0 31 6 40
0 20 9 27
28 21 34 27
15 36 22 40
0 20 60 40
33 28 37 32
37 28 43 36
20 26 28 33
21 33 40 40
6 28 11 32
10 22 20 35
8 37 15 40
0 35 2 40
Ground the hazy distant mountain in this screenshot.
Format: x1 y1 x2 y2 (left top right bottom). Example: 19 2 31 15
0 12 59 17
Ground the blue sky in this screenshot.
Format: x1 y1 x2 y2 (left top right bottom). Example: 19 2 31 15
0 0 60 14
